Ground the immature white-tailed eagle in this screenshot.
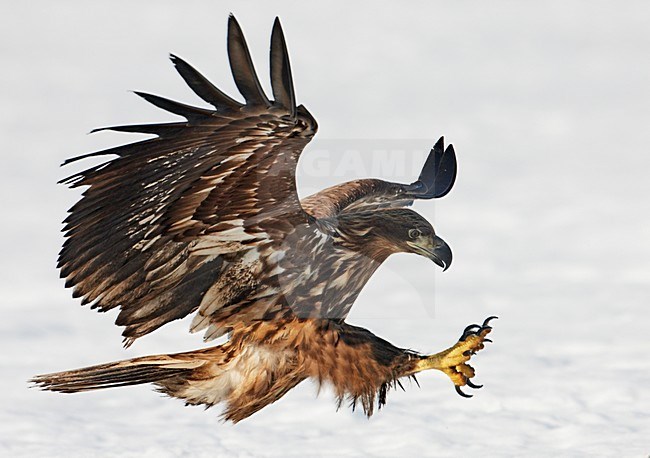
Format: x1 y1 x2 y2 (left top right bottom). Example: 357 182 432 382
33 16 496 422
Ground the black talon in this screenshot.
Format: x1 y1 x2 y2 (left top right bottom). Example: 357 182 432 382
482 316 498 327
483 338 492 343
466 379 483 389
455 385 473 398
460 324 481 341
463 324 481 333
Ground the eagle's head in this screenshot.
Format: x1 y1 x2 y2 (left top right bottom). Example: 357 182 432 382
335 208 452 270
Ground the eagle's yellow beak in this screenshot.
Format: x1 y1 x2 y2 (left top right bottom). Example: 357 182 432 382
407 235 453 271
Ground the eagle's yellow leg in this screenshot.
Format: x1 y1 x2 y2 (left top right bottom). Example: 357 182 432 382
408 316 496 397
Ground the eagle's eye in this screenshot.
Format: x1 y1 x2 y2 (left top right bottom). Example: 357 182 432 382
408 228 421 239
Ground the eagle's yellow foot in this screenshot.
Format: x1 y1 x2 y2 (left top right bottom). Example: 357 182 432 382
412 316 497 398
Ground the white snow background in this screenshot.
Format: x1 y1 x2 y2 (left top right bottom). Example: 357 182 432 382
1 1 649 457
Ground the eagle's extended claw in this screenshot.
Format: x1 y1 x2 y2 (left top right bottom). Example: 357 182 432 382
459 324 482 341
482 316 498 327
412 316 496 397
455 385 473 398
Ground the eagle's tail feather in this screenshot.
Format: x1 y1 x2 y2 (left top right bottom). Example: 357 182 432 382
30 354 201 393
30 344 304 423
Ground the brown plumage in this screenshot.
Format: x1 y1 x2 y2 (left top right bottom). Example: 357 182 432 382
32 15 496 422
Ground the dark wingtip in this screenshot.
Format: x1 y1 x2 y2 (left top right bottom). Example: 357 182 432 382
227 13 239 33
227 14 270 106
168 53 182 68
405 136 457 199
227 13 237 29
168 52 242 110
270 16 296 117
60 151 107 166
131 90 214 122
89 122 187 138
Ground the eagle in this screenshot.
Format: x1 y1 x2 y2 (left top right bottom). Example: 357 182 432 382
32 15 496 423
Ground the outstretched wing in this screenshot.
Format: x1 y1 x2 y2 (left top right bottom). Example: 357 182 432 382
59 16 317 345
300 137 456 219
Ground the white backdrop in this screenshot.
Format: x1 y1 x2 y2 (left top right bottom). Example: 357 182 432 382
1 1 649 456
